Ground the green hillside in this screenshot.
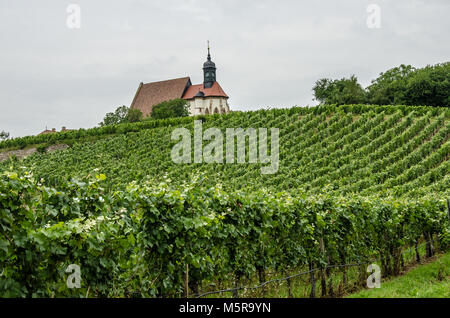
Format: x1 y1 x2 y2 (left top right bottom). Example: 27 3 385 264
1 104 449 197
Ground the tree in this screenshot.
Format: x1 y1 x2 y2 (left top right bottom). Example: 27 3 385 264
313 62 449 107
151 99 189 120
366 64 415 105
313 75 366 105
126 108 143 123
99 106 142 126
404 63 450 107
0 130 10 140
312 78 334 105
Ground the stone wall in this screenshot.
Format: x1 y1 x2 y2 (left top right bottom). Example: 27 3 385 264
0 144 68 163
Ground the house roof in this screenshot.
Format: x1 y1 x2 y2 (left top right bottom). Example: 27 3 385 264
37 127 72 136
182 81 229 100
38 129 56 135
130 77 191 117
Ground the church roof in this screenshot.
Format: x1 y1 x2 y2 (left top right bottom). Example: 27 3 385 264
182 81 229 100
130 77 191 117
194 90 205 97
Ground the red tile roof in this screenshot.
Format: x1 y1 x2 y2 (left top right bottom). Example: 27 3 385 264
38 127 73 135
182 81 229 100
130 77 192 117
38 129 56 135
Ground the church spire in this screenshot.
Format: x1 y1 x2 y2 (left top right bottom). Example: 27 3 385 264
207 40 211 61
203 40 216 88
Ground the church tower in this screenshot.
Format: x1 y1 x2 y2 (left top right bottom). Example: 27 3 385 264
203 41 216 88
131 41 230 117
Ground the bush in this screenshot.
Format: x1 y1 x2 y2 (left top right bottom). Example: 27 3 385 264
151 99 189 120
99 106 143 126
0 131 9 140
36 144 47 154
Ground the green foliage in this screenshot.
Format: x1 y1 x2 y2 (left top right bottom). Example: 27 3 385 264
126 108 143 123
0 131 9 140
99 106 143 127
367 63 450 107
0 104 448 297
315 62 450 107
0 114 193 151
366 64 415 105
151 99 189 120
404 63 450 107
348 251 450 298
100 106 129 126
313 75 366 105
0 170 448 297
4 104 447 197
36 144 47 154
0 170 135 297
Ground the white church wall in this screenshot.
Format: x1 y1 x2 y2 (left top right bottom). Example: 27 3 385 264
187 97 230 116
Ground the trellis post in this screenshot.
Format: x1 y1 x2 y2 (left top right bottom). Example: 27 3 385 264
447 199 450 224
184 263 189 298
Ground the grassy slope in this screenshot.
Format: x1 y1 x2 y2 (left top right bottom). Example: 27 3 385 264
348 251 450 298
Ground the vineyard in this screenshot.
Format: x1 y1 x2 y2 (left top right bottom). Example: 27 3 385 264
0 104 449 297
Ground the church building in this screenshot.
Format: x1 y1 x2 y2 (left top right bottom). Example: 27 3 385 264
130 45 230 117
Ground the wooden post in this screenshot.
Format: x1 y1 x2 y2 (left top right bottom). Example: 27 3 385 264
309 262 316 298
415 240 421 263
339 252 347 293
319 238 327 297
447 199 450 224
258 267 266 297
326 265 334 297
286 276 293 298
425 232 433 258
233 273 240 298
184 263 189 298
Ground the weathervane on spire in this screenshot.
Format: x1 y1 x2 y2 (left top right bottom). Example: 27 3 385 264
207 40 211 61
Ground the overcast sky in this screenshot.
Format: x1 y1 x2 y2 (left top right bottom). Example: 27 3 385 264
0 0 449 137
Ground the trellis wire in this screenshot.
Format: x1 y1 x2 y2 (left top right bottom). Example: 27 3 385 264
193 238 439 298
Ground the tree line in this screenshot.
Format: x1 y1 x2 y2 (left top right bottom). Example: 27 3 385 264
99 99 189 126
313 62 449 107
